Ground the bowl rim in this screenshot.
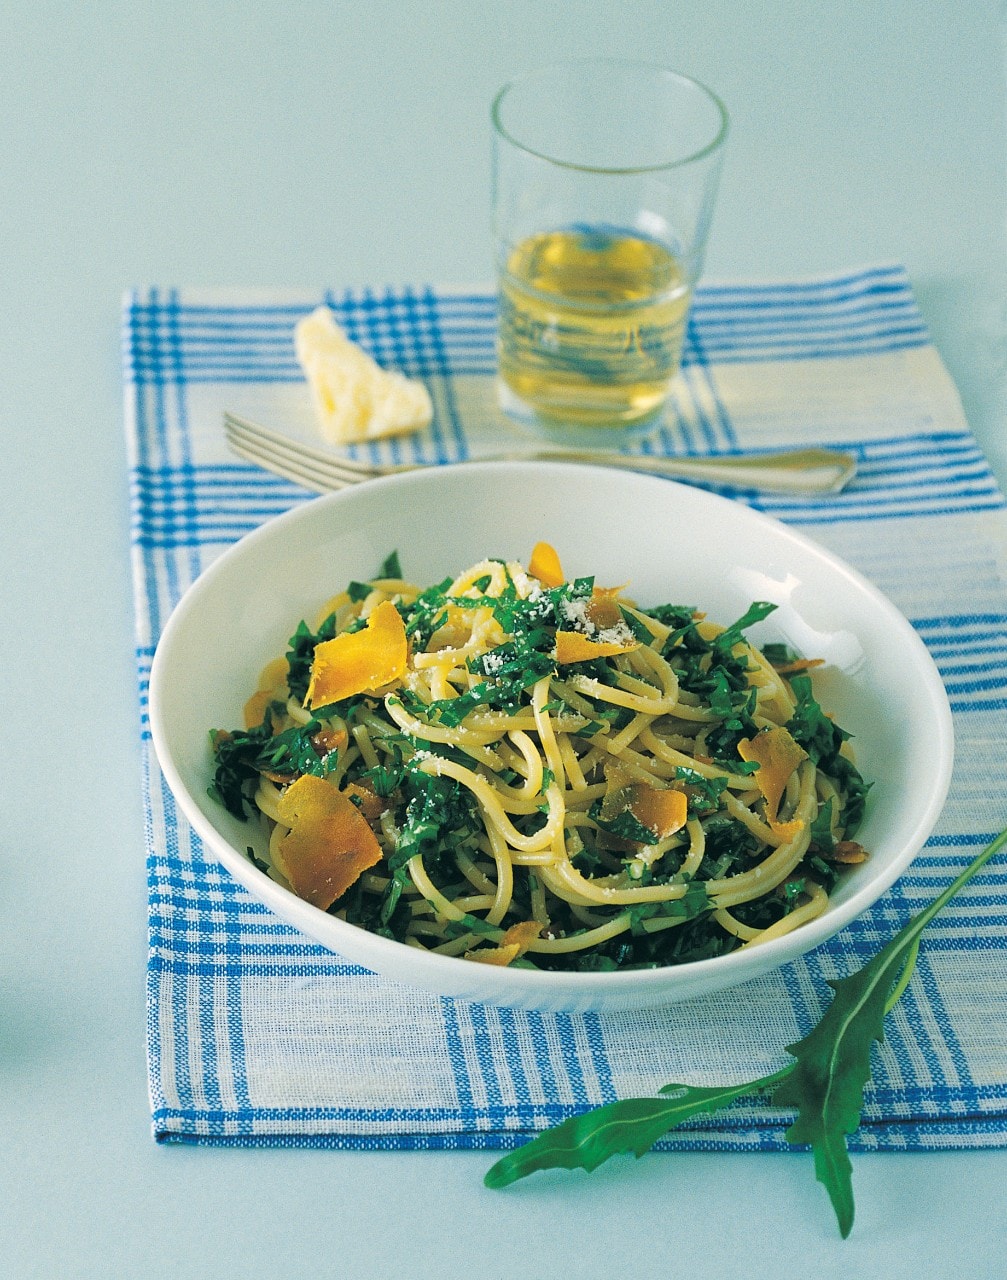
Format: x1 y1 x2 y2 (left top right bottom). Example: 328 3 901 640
149 461 955 999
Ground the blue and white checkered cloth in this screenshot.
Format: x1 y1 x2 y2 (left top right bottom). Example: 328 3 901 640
124 267 1007 1149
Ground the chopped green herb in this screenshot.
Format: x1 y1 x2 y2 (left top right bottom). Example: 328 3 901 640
788 675 871 835
589 799 659 847
285 613 338 702
810 796 836 852
208 712 338 819
627 882 711 934
378 550 402 579
673 767 728 813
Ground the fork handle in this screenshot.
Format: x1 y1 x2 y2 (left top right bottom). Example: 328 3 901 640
477 446 857 495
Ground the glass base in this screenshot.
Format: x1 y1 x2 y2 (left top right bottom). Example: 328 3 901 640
496 380 666 450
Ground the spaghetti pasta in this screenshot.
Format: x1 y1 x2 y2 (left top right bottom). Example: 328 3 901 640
209 546 870 971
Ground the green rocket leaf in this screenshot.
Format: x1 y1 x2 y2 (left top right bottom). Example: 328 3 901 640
484 1069 789 1188
484 826 1007 1239
773 827 1007 1236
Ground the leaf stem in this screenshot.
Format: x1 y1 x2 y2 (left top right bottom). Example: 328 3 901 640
884 935 920 1014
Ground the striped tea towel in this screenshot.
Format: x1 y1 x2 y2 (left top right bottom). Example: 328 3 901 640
124 266 1007 1149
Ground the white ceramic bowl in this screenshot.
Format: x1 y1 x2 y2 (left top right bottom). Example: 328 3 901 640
149 462 953 1013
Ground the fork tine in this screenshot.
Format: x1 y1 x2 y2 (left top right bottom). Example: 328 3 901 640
225 430 350 491
225 429 355 492
224 412 385 489
224 411 377 476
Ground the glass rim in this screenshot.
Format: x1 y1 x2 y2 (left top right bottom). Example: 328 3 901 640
491 57 729 175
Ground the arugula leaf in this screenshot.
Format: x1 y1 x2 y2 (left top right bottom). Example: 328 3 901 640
389 758 482 876
787 675 870 835
342 552 409 603
772 828 1007 1235
673 767 728 814
399 576 453 648
662 603 774 764
482 948 918 1197
618 606 655 643
642 603 696 630
627 883 712 934
254 722 339 778
713 599 777 653
362 751 405 798
484 825 1007 1238
378 550 402 579
693 816 758 881
809 796 836 852
208 724 272 819
705 685 760 762
787 673 847 761
485 924 923 1197
443 912 503 940
208 716 339 819
285 613 338 702
588 799 659 846
485 1068 791 1188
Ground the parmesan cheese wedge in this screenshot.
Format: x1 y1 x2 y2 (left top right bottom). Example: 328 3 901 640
294 306 433 444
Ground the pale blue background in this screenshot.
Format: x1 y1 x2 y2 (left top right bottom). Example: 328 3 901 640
2 2 1005 1276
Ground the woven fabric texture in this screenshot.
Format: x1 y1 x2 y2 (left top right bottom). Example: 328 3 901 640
124 268 1007 1149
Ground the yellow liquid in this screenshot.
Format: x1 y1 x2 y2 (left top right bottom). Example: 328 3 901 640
498 228 691 429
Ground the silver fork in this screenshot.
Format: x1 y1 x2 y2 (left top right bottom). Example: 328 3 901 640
223 411 857 495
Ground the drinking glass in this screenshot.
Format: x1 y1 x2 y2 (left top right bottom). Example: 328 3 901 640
492 59 728 441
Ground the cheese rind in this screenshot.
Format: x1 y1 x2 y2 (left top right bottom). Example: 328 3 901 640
295 306 433 443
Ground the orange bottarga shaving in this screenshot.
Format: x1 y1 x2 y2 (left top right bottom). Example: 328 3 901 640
305 599 407 709
629 785 689 840
243 656 291 728
243 689 275 731
464 920 542 967
341 778 387 825
465 942 523 967
311 724 349 756
501 919 544 950
274 774 383 910
738 726 809 824
528 541 565 588
772 657 826 676
555 630 638 664
830 839 869 864
585 585 628 630
599 765 688 844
